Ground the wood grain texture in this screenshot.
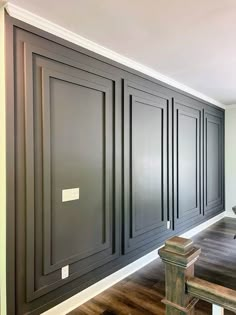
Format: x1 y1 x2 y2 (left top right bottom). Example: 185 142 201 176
68 217 236 315
187 277 236 312
159 236 201 315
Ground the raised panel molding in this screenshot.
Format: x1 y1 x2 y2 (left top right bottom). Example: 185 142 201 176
123 79 170 254
173 99 203 228
204 109 224 215
18 37 120 303
131 95 164 237
41 68 111 276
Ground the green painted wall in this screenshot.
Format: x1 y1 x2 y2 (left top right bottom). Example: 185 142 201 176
0 7 6 315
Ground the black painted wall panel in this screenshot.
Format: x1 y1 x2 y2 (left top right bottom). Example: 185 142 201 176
132 101 162 230
123 80 169 254
204 110 224 215
173 100 203 229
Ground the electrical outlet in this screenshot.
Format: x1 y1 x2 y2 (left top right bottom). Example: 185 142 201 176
61 265 69 279
167 221 171 229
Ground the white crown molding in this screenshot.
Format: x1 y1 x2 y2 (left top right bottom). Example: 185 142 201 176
225 104 236 109
6 2 226 110
0 1 7 9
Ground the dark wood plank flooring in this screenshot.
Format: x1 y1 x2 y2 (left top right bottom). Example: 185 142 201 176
68 217 236 315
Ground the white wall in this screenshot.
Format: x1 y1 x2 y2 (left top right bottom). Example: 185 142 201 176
225 106 236 216
0 6 6 315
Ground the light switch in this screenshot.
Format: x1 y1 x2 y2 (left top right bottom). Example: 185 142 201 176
62 188 79 202
61 265 69 279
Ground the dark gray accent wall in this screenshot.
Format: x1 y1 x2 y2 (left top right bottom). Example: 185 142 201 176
5 14 225 315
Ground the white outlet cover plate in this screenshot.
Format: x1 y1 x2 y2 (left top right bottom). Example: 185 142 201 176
61 265 69 279
62 188 79 202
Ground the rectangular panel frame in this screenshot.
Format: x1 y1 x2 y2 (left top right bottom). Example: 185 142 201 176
123 79 170 254
204 109 224 214
41 68 111 275
22 41 120 302
172 99 203 228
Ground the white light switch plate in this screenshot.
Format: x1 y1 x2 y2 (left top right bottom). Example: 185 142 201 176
61 265 69 279
62 188 79 202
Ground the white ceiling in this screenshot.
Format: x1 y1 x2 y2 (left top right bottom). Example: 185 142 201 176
7 0 236 105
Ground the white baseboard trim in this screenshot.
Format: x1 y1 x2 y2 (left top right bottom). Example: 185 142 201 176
181 212 225 238
224 211 235 218
41 211 226 315
5 2 226 110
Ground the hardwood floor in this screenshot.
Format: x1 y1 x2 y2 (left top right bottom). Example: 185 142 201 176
68 217 236 315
